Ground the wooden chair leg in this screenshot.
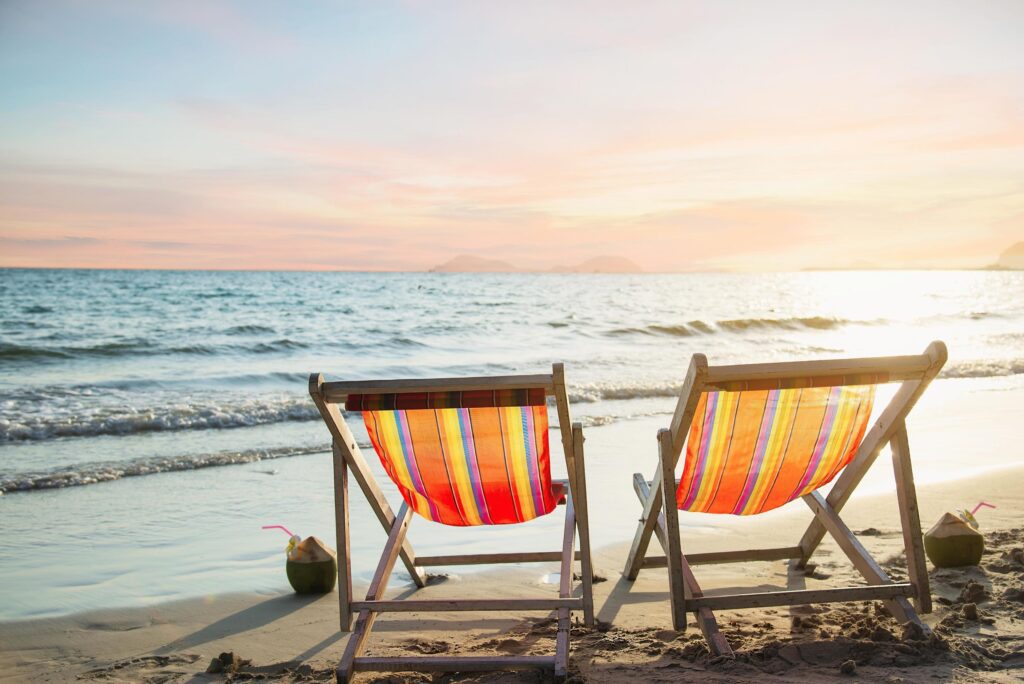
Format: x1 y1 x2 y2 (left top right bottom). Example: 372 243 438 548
624 478 661 580
625 354 706 581
571 423 595 627
679 556 732 657
803 492 922 626
337 504 414 682
657 430 689 632
637 473 732 656
332 444 353 632
308 377 426 588
891 422 932 613
555 493 577 681
336 609 371 683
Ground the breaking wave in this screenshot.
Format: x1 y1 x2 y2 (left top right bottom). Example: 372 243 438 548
0 338 311 362
940 359 1024 380
568 359 1024 404
223 324 276 335
0 446 331 494
607 317 869 338
567 382 682 403
0 395 320 443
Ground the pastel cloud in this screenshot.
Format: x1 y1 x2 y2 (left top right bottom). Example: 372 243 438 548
1 1 1022 270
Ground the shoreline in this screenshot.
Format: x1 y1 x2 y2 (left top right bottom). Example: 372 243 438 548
4 463 1023 682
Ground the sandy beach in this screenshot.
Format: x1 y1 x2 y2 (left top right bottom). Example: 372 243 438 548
4 453 1022 682
4 0 1024 680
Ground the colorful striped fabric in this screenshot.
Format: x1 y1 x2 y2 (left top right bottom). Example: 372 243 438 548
707 372 889 392
359 403 560 526
676 385 875 515
347 389 546 411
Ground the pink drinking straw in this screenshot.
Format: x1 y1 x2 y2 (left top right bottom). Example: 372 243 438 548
261 524 295 537
970 502 996 516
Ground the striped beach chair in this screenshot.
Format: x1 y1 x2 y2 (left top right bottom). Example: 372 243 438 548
309 365 594 682
623 342 947 655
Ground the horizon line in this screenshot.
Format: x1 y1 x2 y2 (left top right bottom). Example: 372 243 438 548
0 265 1012 274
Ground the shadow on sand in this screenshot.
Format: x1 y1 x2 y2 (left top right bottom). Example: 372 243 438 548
155 593 330 655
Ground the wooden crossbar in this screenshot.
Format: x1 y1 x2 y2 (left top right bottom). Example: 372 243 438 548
703 353 931 389
687 584 915 611
415 551 580 566
351 598 582 612
353 656 555 672
641 546 804 569
321 374 554 402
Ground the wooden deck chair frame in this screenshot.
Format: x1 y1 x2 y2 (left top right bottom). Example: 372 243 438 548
622 342 947 656
309 363 595 682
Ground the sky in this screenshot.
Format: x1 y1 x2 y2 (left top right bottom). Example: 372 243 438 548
1 1 1022 271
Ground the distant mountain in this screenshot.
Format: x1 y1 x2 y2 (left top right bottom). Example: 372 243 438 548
553 256 644 273
428 254 644 273
991 242 1024 270
802 260 882 272
429 255 519 272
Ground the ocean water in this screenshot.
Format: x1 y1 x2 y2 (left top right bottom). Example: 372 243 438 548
1 268 1022 620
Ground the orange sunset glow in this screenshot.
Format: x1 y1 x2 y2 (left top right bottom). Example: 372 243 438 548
1 1 1022 271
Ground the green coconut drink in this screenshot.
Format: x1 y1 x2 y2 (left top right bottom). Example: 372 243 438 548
263 525 338 595
924 512 984 568
286 536 338 594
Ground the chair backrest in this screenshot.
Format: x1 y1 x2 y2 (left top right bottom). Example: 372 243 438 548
678 384 875 515
323 369 574 527
669 347 944 516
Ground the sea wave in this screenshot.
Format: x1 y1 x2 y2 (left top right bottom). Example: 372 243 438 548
3 356 1020 445
0 338 310 362
0 395 321 442
717 316 856 331
0 412 676 493
0 445 327 494
0 343 71 360
567 382 681 403
570 358 1024 402
224 324 276 335
607 316 868 338
940 359 1024 379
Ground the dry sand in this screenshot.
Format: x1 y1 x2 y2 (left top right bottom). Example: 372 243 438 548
3 465 1023 683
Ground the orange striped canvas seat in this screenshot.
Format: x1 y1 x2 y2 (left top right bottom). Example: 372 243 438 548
677 385 875 515
346 389 562 526
311 365 595 681
624 345 947 658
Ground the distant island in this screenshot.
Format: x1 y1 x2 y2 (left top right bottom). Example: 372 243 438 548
806 241 1023 272
429 242 1023 273
429 254 644 273
989 242 1024 270
429 255 519 273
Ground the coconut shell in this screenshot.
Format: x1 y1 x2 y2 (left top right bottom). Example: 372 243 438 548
924 512 984 568
285 536 337 594
289 536 337 563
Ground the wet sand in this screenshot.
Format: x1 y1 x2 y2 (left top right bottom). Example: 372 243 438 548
3 463 1023 682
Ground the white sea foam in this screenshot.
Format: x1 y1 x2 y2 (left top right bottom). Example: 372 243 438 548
0 394 319 442
4 362 1022 445
0 445 326 493
940 358 1024 379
